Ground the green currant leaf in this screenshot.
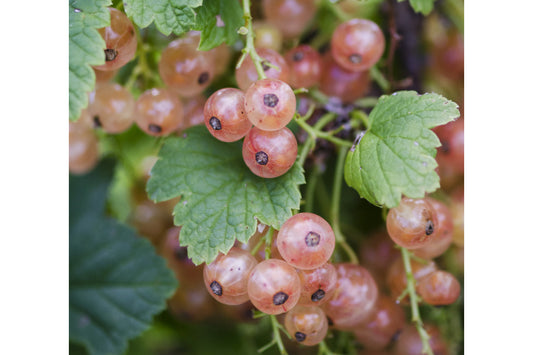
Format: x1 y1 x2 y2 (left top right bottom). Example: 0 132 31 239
194 0 244 51
70 160 178 355
69 0 111 121
124 0 202 36
398 0 436 15
344 91 459 208
147 126 305 265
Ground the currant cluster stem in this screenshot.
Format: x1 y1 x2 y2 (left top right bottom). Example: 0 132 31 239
331 146 358 264
241 0 266 80
401 247 435 355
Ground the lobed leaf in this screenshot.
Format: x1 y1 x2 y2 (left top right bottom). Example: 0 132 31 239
69 0 111 121
147 126 305 265
70 160 178 355
344 91 459 208
399 0 436 15
194 0 244 51
124 0 202 36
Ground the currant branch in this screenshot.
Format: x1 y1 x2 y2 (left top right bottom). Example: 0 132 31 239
401 247 435 355
331 145 358 264
239 0 266 80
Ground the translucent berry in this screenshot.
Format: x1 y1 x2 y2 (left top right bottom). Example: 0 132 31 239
94 68 117 82
135 88 184 136
242 127 298 178
88 82 135 133
247 259 301 315
450 187 464 247
284 305 328 346
297 262 337 306
359 229 401 287
93 8 137 71
181 95 207 131
69 120 99 175
325 264 378 329
204 88 252 142
393 324 450 355
435 118 464 176
331 19 385 72
416 270 461 306
244 78 296 131
203 247 258 305
277 213 336 270
236 48 289 91
262 0 317 38
386 257 437 305
386 197 439 249
353 295 406 350
284 45 322 88
254 21 283 52
413 198 453 259
159 33 215 98
320 54 370 103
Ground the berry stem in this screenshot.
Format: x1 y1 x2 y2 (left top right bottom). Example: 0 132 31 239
295 118 353 148
270 315 289 355
370 66 391 92
304 164 320 213
318 340 343 355
349 110 370 129
296 111 338 167
331 146 358 264
321 0 351 22
263 227 275 259
401 247 435 355
241 0 267 80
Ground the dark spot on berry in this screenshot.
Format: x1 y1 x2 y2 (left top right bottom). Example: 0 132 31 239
263 94 279 108
273 291 288 305
261 60 270 72
255 151 269 165
293 51 304 62
294 332 306 342
441 140 450 154
327 316 333 326
173 247 188 261
148 124 162 133
425 220 434 236
92 115 102 128
391 330 402 342
104 49 118 62
198 71 210 85
305 231 320 247
209 116 222 130
210 281 223 296
311 289 326 302
349 54 362 64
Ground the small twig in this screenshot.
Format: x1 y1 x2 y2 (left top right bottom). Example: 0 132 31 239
240 0 266 80
386 0 401 92
331 146 358 264
401 247 435 355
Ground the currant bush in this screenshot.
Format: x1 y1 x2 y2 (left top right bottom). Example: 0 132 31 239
69 1 464 354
